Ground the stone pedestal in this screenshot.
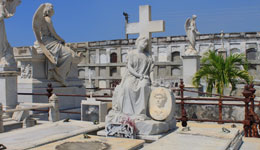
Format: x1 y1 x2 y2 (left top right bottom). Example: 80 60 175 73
0 68 20 111
14 47 85 120
81 98 108 123
182 55 201 97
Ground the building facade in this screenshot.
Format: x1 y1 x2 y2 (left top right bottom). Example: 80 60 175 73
15 31 260 91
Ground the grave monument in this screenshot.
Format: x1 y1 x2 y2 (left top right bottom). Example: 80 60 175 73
0 0 21 112
182 15 202 96
105 5 176 136
14 3 85 119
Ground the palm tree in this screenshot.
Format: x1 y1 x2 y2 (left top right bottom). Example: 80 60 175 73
192 50 252 96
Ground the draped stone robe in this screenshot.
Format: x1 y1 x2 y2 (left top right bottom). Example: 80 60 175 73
40 22 72 85
113 50 153 116
0 4 16 67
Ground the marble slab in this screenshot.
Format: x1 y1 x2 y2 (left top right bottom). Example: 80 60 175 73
0 120 104 150
142 122 243 150
32 135 145 150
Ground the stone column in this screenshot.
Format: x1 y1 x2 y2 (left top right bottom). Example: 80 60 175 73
48 94 60 122
106 66 110 88
86 48 90 64
182 55 201 97
0 103 3 133
153 65 158 79
117 47 122 63
166 66 171 77
96 49 100 64
0 69 20 113
95 67 99 87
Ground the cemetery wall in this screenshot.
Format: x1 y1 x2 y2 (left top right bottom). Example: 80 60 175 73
15 31 260 94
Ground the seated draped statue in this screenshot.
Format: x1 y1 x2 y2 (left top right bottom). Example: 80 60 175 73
0 0 21 68
107 36 154 121
33 3 81 86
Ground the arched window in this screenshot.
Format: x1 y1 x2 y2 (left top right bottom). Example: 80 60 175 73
246 48 257 60
110 53 117 63
171 51 181 63
230 48 240 55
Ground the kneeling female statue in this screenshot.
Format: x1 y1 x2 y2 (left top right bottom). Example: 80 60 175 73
107 36 154 124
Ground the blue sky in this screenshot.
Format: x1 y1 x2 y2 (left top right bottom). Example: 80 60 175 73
4 0 260 46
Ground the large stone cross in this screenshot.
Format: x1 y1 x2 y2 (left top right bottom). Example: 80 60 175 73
126 5 165 49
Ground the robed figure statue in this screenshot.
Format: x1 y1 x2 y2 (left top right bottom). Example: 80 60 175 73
184 15 200 55
33 3 81 86
0 0 21 67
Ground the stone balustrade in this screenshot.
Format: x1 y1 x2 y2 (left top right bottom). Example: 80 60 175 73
0 94 60 133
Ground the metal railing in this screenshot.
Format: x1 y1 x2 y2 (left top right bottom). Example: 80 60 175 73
16 80 260 138
177 79 260 138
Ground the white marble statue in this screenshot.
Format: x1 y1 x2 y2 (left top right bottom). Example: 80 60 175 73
106 36 176 136
0 0 21 67
112 36 154 118
33 3 80 86
184 15 200 55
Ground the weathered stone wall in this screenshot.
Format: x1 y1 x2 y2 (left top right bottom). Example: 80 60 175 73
15 31 260 95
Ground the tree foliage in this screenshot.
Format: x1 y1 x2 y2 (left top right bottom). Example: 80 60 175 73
192 50 252 96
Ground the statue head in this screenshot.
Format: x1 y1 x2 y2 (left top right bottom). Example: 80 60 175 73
135 36 148 52
192 15 197 20
43 3 54 17
154 90 167 108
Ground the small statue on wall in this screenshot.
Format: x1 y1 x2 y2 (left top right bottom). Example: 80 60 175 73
184 15 200 55
21 64 32 79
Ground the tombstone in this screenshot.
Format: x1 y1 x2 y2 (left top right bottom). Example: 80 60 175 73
81 98 108 123
99 80 106 88
100 53 108 64
171 67 181 76
99 67 106 76
126 5 164 52
230 48 240 55
0 0 21 113
121 52 128 63
105 5 176 137
89 51 96 64
182 15 202 96
149 87 175 121
182 55 201 96
13 3 86 119
158 46 168 62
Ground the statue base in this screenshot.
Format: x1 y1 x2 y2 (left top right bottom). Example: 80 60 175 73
14 46 85 120
105 110 176 136
135 119 176 135
0 67 20 117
